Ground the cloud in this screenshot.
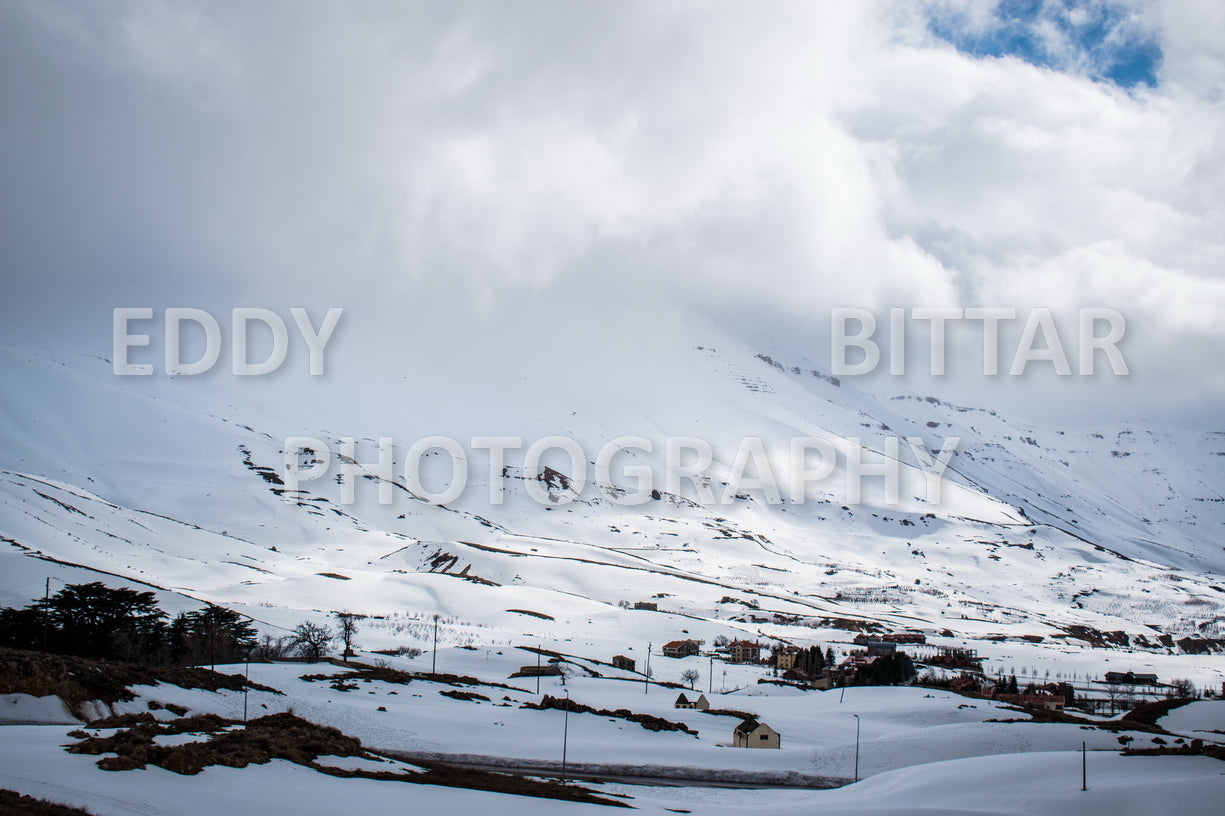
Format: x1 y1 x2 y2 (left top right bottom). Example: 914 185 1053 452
0 1 1222 426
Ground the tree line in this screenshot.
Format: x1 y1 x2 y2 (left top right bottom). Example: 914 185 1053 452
0 582 258 666
848 651 916 686
0 582 368 667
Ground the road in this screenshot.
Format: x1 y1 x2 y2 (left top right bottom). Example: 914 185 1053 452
380 748 850 790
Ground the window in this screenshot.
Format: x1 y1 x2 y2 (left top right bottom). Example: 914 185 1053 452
760 734 769 740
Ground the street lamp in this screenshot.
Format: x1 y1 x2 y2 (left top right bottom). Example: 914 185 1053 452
853 714 861 782
431 614 440 675
561 689 571 785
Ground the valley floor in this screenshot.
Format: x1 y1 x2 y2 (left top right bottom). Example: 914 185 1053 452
2 653 1223 815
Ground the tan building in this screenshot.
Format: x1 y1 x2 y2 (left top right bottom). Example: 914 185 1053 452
611 654 636 672
776 646 800 671
728 640 762 663
733 718 780 749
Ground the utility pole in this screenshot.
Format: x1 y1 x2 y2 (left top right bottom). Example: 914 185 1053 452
560 689 570 785
1081 741 1087 791
536 648 542 695
709 654 714 694
431 614 439 675
853 714 861 782
41 578 49 653
644 643 650 694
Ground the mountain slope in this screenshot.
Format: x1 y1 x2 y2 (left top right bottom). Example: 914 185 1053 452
1 338 1223 674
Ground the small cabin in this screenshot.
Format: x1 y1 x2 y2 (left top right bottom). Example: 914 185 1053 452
733 718 780 749
675 693 710 710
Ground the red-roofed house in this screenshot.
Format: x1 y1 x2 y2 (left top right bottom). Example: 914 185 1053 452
662 639 701 658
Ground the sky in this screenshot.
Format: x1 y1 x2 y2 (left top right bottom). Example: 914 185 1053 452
1 0 1223 429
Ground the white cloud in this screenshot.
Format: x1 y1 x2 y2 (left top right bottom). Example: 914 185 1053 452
0 0 1222 425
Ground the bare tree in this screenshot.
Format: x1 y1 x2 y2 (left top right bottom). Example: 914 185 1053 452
1169 678 1196 699
252 634 288 660
335 611 364 660
290 621 334 662
681 668 700 689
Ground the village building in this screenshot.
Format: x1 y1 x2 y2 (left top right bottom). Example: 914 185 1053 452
611 654 636 672
1037 682 1076 706
512 664 561 678
927 646 980 669
733 718 781 749
674 692 711 710
662 639 702 658
950 673 980 694
840 653 878 670
728 640 762 663
854 632 926 645
1104 671 1159 686
992 692 1065 712
776 646 800 671
864 640 897 656
633 601 658 611
781 668 833 689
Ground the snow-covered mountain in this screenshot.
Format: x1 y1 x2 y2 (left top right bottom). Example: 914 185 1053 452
2 330 1223 679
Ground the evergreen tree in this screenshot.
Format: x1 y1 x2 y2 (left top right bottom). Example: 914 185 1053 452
174 605 258 667
35 582 165 660
167 612 198 664
794 645 826 677
0 583 257 667
852 652 916 686
0 607 45 651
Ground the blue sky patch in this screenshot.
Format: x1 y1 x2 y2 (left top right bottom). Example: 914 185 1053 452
928 0 1160 88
